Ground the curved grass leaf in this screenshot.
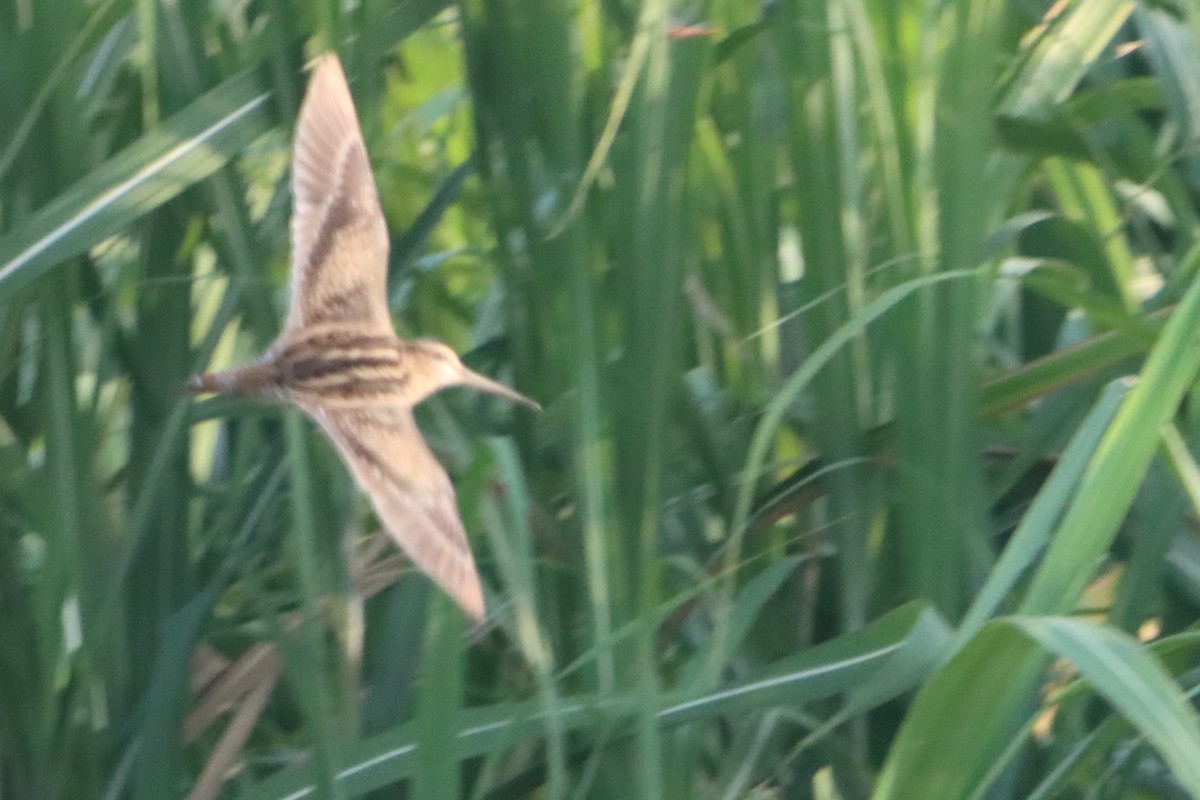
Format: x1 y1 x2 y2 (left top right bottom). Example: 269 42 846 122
1001 0 1135 118
875 617 1200 800
1022 240 1200 613
958 378 1130 641
0 67 274 299
239 603 948 799
1016 617 1200 791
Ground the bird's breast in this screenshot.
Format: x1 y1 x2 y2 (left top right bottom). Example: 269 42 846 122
274 327 419 408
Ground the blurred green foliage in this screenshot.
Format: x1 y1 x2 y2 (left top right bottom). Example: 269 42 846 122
4 0 1200 798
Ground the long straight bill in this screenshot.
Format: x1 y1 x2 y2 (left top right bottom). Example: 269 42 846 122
460 368 541 410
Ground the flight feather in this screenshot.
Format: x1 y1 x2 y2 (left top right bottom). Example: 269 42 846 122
287 55 392 335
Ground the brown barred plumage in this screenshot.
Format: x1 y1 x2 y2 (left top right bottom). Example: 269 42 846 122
187 55 538 621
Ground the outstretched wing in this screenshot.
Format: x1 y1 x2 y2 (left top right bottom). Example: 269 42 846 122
305 404 485 620
286 54 392 334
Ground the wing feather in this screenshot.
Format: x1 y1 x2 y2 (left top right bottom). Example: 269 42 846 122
306 404 485 620
286 55 392 334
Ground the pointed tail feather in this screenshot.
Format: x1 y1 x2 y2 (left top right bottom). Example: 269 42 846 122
185 372 223 393
184 362 282 397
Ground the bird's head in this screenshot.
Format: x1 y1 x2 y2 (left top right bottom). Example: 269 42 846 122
410 339 541 410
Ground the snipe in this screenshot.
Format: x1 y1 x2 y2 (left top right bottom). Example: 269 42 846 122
189 54 538 620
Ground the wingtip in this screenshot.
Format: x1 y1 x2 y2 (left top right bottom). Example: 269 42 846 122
432 557 486 621
299 53 351 111
458 580 486 622
307 52 345 78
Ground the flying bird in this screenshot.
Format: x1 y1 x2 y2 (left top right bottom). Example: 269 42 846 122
189 54 538 620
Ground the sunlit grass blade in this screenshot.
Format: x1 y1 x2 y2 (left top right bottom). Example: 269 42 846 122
1022 240 1200 614
0 68 274 298
1017 618 1200 791
875 617 1200 799
1000 0 1136 118
958 378 1130 641
480 438 566 795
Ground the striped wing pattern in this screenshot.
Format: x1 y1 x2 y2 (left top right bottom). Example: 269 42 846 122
306 403 485 620
275 326 412 409
188 56 514 619
286 55 392 335
281 57 485 619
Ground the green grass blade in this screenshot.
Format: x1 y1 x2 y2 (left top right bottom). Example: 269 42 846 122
239 602 948 799
731 271 974 544
411 595 464 800
1000 0 1136 118
283 412 345 800
1022 240 1200 614
481 438 566 796
958 378 1130 641
0 67 273 298
876 617 1200 799
1015 617 1200 792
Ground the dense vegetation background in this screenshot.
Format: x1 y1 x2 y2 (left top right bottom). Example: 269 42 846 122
4 0 1200 797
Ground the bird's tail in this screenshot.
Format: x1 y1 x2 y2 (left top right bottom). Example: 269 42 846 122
185 362 281 397
185 372 224 393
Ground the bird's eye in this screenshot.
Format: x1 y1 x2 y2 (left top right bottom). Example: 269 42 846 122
425 343 452 361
